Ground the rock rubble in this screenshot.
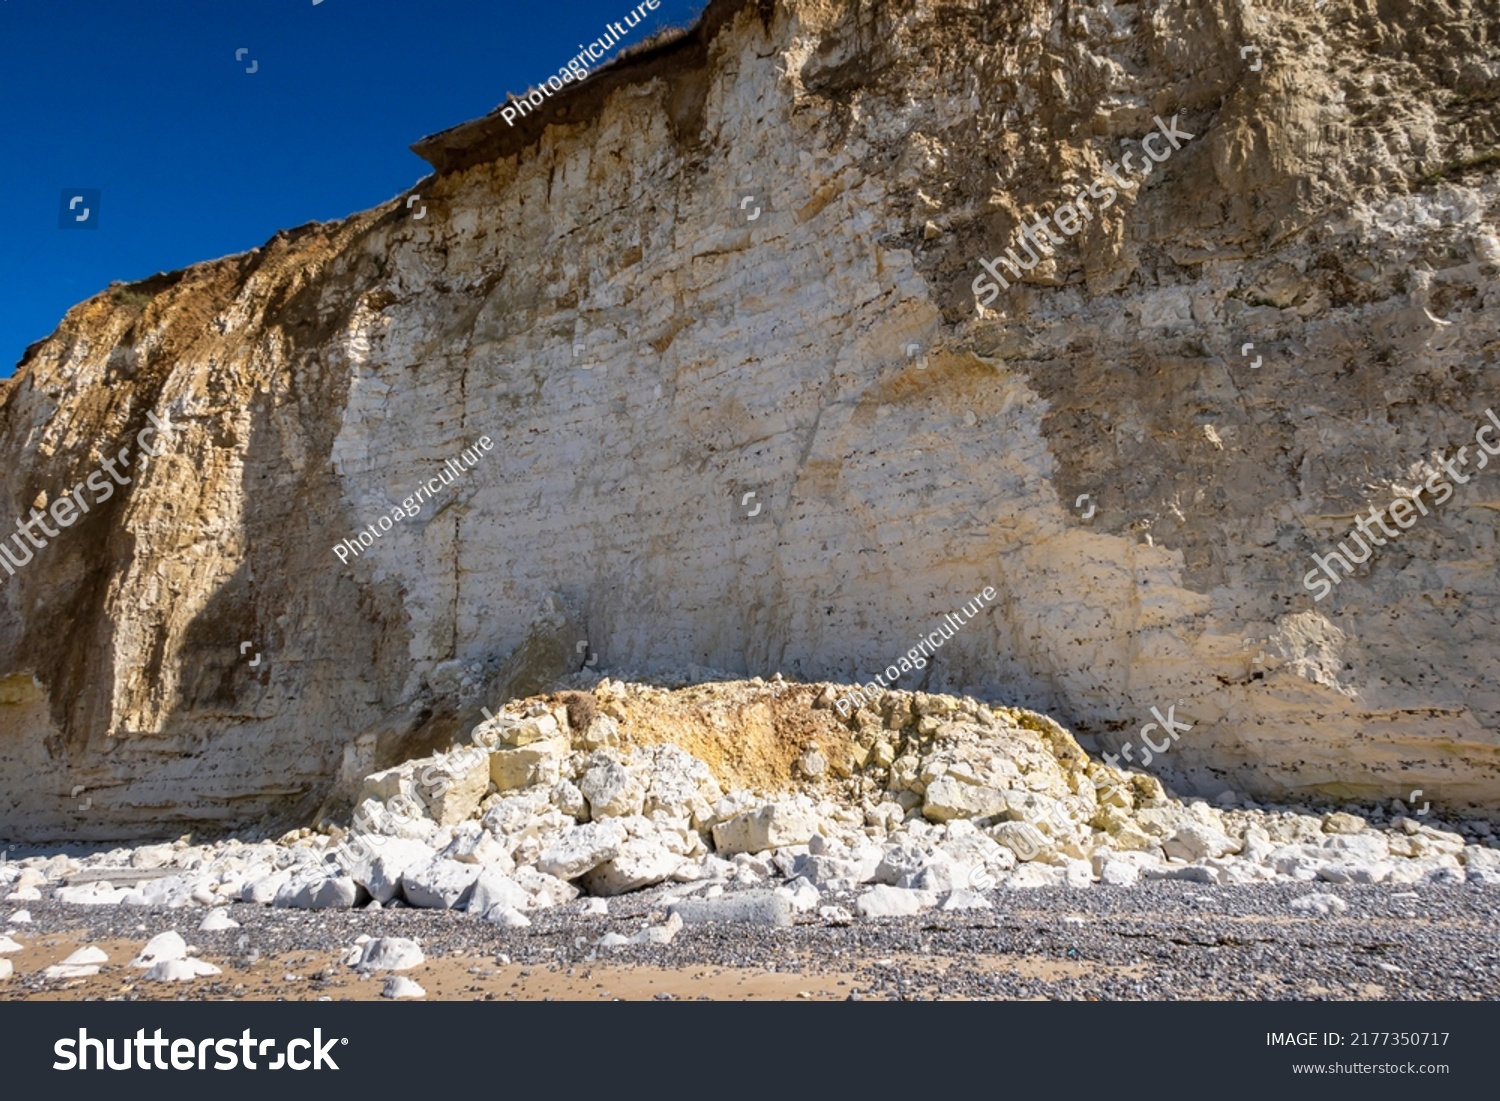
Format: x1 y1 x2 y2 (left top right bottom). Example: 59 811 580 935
4 679 1495 968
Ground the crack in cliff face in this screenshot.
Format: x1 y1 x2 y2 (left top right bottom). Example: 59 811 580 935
2 0 1499 839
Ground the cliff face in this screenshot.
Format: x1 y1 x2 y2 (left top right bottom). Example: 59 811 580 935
3 0 1498 840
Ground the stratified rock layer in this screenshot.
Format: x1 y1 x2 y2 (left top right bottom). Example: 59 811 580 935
2 0 1498 838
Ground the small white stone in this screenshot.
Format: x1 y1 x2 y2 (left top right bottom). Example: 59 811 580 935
62 945 109 966
855 885 936 918
0 935 21 954
631 912 683 946
382 976 427 999
355 936 424 971
144 958 222 982
7 910 32 923
484 906 532 928
1289 892 1348 916
0 958 11 980
43 963 99 980
198 909 240 931
939 888 993 911
782 877 822 912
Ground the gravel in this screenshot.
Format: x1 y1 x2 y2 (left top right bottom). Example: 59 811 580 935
2 879 1496 1001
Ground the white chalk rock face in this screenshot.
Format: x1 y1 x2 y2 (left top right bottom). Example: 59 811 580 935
355 937 425 971
137 874 212 909
799 852 870 889
400 856 481 910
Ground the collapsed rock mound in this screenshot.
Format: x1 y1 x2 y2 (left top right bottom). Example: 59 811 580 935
9 679 1496 922
313 678 1495 909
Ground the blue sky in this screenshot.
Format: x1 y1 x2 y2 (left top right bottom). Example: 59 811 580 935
0 0 699 378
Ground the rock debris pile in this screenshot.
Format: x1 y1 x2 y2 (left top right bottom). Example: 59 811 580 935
4 680 1496 944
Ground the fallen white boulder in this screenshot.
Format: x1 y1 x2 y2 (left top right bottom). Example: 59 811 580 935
382 976 427 999
198 909 240 932
855 885 936 918
144 958 222 982
537 820 628 880
1289 892 1349 916
130 931 187 967
354 937 425 972
485 907 532 928
400 856 481 910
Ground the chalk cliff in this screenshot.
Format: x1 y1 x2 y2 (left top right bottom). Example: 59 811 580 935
2 0 1498 840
